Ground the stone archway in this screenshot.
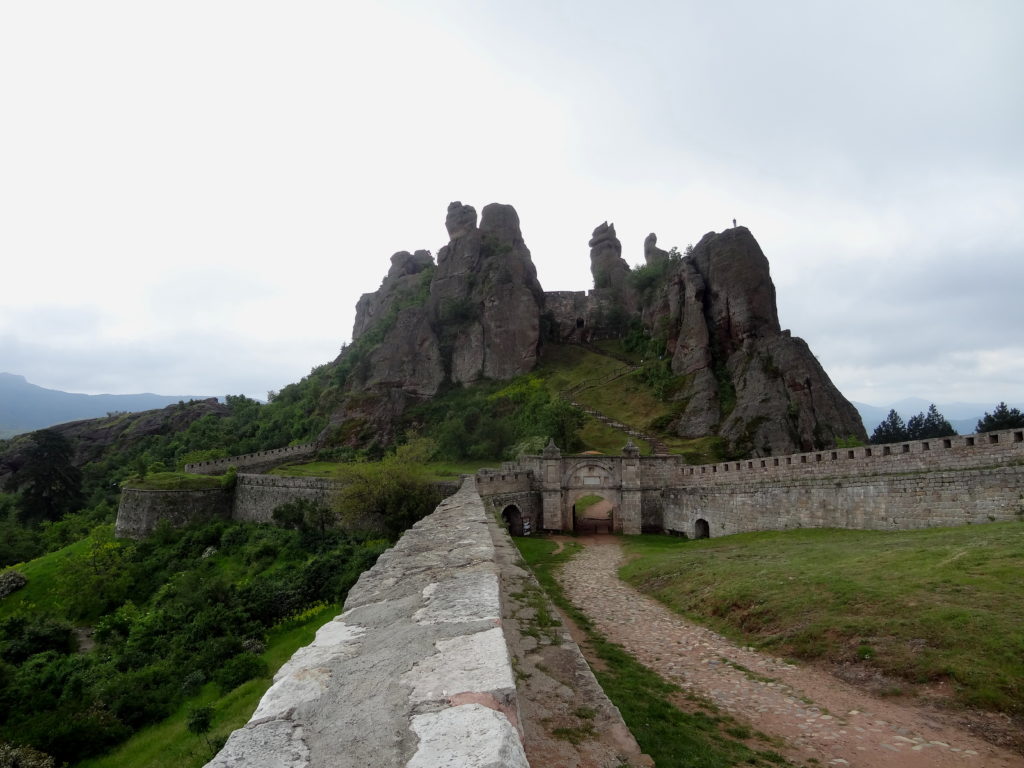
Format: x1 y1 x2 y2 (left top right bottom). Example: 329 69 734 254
561 459 620 533
694 518 710 539
501 504 525 536
570 492 614 534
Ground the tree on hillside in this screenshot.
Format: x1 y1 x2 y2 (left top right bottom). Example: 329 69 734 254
906 404 955 440
870 409 907 444
3 430 82 525
977 402 1024 432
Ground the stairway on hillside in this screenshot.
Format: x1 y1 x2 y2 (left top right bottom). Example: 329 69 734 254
559 348 672 455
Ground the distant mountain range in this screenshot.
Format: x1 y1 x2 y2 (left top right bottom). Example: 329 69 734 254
0 372 217 438
851 397 1022 435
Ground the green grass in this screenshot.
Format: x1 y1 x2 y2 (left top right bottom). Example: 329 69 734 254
514 537 791 767
0 536 93 618
121 472 224 490
76 603 340 768
573 494 604 516
620 524 1024 714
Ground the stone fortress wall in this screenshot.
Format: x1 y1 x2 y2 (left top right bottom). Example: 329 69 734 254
205 479 531 768
183 442 319 475
476 427 1024 539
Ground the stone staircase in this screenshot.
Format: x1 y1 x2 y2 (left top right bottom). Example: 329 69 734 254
560 350 672 456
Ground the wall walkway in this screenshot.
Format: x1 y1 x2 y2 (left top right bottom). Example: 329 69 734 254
206 478 528 768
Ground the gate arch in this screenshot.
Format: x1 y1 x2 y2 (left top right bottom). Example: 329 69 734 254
501 504 524 536
694 518 710 539
562 460 620 533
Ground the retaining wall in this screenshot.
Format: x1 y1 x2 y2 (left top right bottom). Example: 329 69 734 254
206 478 528 768
115 488 232 539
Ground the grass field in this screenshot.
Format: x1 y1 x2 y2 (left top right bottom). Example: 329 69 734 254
76 603 340 768
620 523 1024 714
514 537 791 767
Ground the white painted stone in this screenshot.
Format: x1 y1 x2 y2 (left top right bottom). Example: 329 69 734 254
206 720 309 768
414 571 500 625
406 704 528 768
402 627 515 703
274 621 365 681
250 619 365 721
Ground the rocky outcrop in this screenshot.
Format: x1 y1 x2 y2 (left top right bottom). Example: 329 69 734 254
651 227 866 454
328 204 862 457
326 202 544 445
643 232 670 267
430 202 544 383
589 222 637 315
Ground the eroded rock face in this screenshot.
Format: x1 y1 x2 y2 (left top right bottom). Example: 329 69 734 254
651 227 865 454
588 222 637 312
326 201 544 444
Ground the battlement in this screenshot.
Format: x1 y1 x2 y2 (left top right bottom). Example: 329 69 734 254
678 428 1023 485
183 442 319 475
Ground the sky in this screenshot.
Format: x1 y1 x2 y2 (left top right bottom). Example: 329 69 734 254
2 1 1022 408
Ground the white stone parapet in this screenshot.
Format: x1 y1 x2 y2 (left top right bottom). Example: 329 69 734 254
205 477 528 768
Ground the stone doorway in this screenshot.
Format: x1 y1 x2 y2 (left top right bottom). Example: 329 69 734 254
573 494 614 534
694 518 710 539
501 504 525 536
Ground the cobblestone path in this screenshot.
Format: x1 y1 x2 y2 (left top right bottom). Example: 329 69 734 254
556 536 1023 768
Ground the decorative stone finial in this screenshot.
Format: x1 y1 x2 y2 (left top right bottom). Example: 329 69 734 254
542 438 562 458
623 439 640 457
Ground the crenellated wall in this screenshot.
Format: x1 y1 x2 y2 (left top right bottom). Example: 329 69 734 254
475 428 1024 537
183 442 319 475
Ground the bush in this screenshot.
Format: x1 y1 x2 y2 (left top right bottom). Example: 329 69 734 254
213 653 267 692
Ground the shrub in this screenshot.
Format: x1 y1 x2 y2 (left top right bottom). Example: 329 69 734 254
213 653 267 692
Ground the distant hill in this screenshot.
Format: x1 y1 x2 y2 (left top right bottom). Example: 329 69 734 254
852 398 1024 435
0 372 217 437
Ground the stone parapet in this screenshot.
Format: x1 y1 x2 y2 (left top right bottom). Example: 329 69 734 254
206 478 528 768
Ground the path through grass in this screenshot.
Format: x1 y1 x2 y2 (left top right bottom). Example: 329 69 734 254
620 524 1024 713
514 537 791 767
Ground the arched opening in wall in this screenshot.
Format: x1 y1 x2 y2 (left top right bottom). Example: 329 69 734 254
694 518 710 539
573 494 614 534
501 504 524 536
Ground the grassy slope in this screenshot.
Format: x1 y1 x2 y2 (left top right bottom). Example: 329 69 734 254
0 536 92 618
76 603 340 768
514 537 790 767
620 524 1024 713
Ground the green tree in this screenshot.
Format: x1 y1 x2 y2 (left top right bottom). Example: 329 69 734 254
977 402 1024 432
4 431 82 525
186 705 216 751
870 409 907 444
906 404 955 440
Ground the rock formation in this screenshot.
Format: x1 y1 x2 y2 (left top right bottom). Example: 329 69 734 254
651 227 866 454
326 202 544 445
327 202 864 456
588 222 637 314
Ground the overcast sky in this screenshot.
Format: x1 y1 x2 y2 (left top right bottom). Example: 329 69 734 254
2 1 1022 408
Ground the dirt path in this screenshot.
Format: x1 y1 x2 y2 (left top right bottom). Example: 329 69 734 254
554 536 1024 768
